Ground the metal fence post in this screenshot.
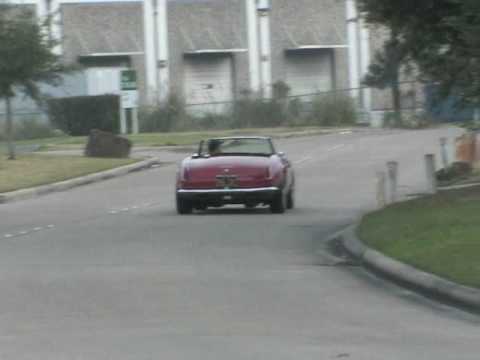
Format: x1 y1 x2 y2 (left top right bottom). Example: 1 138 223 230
425 154 437 194
387 161 399 204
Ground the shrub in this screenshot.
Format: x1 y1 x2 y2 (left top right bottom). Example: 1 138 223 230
193 113 231 130
308 93 357 126
139 94 187 132
231 97 286 128
48 95 120 136
436 162 473 183
286 98 306 126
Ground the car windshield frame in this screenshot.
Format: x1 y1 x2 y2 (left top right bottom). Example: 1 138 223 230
198 137 276 157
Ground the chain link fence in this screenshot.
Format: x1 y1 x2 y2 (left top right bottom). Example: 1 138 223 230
139 81 427 132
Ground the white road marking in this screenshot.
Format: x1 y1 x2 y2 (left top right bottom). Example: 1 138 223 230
294 156 314 165
294 144 347 168
327 144 346 152
2 224 56 240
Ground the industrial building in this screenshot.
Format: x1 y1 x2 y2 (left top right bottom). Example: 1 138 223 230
3 0 411 126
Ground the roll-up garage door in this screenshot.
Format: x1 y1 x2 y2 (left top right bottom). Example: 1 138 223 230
285 51 333 99
184 55 233 114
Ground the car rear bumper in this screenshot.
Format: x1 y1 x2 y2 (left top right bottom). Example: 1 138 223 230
177 187 280 205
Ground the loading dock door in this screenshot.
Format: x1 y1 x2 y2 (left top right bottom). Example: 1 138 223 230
184 55 233 114
285 51 333 99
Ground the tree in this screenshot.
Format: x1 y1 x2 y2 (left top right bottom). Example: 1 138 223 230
412 0 480 107
0 4 63 159
358 0 480 121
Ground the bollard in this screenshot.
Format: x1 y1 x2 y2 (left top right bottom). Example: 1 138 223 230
386 161 399 204
425 154 437 194
440 137 449 168
376 171 387 208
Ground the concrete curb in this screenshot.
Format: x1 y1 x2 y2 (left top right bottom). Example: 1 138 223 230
438 182 480 191
0 157 161 204
341 224 480 312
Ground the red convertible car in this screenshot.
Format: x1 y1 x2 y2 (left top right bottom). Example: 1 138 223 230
176 137 295 214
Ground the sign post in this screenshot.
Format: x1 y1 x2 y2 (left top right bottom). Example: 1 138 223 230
120 70 139 134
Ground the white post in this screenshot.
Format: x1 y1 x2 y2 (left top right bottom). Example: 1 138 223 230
143 0 158 104
132 107 139 134
155 0 169 103
120 108 127 135
376 171 387 208
258 6 272 99
346 0 360 102
359 16 371 113
440 137 449 168
425 154 437 194
246 0 260 94
474 108 480 122
387 161 399 204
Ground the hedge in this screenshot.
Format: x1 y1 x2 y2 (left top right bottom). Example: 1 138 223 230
48 95 120 136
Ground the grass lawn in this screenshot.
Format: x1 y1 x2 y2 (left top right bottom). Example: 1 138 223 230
0 155 136 193
358 186 480 289
1 126 348 152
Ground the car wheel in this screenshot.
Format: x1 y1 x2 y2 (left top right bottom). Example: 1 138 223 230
286 189 294 210
270 191 286 214
176 195 193 215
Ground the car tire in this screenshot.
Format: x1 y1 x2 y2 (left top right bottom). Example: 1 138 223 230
176 195 193 215
270 191 286 214
286 189 294 210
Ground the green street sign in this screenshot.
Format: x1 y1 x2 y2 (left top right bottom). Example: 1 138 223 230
121 70 137 91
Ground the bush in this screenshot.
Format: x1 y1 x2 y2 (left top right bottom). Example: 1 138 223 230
192 113 231 130
139 94 187 133
48 95 120 136
436 162 473 183
308 94 357 126
231 97 286 128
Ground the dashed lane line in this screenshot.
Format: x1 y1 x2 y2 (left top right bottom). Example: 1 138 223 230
2 224 56 240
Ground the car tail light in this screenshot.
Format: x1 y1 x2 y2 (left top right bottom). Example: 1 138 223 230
266 166 272 179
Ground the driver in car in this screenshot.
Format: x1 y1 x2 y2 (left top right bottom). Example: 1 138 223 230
208 139 222 156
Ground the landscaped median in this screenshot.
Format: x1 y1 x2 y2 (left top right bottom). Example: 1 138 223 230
347 185 480 311
0 155 158 203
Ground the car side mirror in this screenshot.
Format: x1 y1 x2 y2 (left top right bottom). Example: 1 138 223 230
278 151 286 158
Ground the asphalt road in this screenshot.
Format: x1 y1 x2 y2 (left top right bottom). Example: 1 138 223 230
1 127 479 359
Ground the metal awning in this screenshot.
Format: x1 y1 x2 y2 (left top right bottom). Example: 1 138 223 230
184 48 248 56
78 52 142 66
285 45 348 53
